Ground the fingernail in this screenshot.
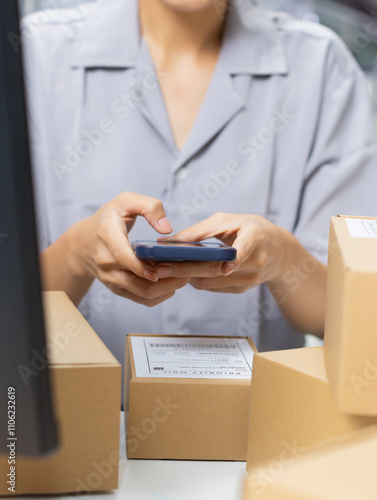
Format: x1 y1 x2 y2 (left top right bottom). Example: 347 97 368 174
157 264 173 278
144 270 158 282
158 217 173 234
223 263 235 276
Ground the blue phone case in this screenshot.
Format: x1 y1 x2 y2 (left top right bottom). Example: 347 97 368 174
131 241 237 262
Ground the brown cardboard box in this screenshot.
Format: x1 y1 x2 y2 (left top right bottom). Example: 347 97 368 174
0 292 122 496
243 427 377 499
125 334 256 461
324 215 377 415
246 346 377 470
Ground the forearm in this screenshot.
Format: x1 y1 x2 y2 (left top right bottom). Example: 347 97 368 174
267 230 327 337
39 220 94 306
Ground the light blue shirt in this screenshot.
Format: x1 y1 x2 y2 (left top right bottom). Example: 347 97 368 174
23 0 377 362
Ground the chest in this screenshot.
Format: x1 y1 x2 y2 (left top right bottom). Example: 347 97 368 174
39 66 320 237
157 54 219 151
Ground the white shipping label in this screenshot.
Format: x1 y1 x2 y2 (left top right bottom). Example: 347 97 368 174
130 336 254 379
345 218 377 238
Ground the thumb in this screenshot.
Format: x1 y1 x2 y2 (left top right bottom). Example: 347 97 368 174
118 192 173 235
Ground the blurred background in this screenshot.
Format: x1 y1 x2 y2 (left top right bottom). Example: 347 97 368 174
260 0 377 131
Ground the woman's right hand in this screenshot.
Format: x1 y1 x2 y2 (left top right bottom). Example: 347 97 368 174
67 191 190 306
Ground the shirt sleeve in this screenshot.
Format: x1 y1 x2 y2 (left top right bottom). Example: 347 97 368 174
260 37 377 347
293 39 377 264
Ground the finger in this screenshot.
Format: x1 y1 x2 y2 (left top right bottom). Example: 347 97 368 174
163 213 231 243
190 276 238 290
117 192 173 234
125 275 190 300
106 285 177 307
223 223 259 273
156 260 224 279
99 268 190 300
191 283 251 294
98 217 159 281
190 274 257 290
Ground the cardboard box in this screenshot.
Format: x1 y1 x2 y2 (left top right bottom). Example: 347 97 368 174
324 215 377 415
246 346 377 470
0 292 122 496
243 427 377 499
125 334 256 460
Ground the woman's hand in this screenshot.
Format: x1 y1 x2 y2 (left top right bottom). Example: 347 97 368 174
157 213 287 293
156 212 326 336
41 192 190 306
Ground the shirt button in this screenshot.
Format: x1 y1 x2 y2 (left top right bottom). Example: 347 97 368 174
176 168 189 181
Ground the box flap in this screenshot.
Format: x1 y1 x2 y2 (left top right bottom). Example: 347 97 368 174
256 346 327 382
333 216 377 272
43 292 119 366
246 426 377 499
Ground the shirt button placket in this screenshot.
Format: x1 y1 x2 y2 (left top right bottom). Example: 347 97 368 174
176 167 189 181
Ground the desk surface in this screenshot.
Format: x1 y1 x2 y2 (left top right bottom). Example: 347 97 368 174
30 413 247 500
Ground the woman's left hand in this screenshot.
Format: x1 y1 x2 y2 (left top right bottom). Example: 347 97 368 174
157 212 327 336
156 213 289 293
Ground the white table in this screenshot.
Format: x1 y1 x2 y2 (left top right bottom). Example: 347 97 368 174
29 414 247 500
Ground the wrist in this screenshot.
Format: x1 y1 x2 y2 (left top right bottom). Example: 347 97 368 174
266 225 296 285
65 219 93 282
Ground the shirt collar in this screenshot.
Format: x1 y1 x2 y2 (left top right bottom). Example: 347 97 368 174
222 2 288 75
71 0 288 76
72 0 140 68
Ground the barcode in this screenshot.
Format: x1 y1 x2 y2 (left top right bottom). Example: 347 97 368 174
148 343 237 350
367 222 377 234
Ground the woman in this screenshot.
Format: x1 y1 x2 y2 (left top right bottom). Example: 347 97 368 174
23 0 377 361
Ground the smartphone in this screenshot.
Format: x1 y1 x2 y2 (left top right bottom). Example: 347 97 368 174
131 240 237 262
